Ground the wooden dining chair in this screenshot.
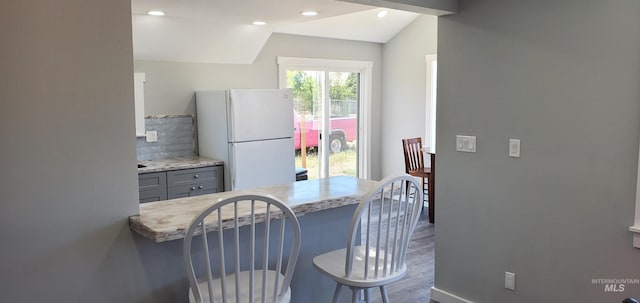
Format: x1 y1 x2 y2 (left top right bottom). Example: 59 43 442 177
312 175 423 303
401 137 435 223
183 194 301 303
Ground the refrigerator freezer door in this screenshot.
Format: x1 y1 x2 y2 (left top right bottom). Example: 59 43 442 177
228 89 294 142
228 138 295 191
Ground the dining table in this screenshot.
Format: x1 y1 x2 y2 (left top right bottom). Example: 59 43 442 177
423 147 436 223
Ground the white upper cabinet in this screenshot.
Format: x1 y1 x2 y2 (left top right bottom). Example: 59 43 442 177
134 73 146 137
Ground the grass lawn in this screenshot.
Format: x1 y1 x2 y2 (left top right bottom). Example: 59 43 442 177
295 148 357 179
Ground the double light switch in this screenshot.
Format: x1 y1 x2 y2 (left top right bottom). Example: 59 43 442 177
456 135 476 153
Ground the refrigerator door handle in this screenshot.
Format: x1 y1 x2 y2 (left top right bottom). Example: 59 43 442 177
226 90 235 141
228 143 236 189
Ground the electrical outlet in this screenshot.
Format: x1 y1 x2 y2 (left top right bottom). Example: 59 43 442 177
509 139 520 158
505 272 516 290
146 131 158 142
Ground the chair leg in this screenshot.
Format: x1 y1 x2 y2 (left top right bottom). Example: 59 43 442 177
421 177 426 213
332 284 343 303
379 285 390 303
364 288 371 303
352 288 359 303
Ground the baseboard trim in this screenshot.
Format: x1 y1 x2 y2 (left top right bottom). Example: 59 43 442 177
430 287 475 303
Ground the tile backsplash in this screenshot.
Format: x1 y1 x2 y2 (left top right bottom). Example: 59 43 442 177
136 115 197 161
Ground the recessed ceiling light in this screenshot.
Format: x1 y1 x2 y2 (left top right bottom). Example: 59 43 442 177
252 21 267 25
301 11 318 17
147 10 165 16
377 10 388 18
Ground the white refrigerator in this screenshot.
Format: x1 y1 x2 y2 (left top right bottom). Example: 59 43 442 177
196 89 295 191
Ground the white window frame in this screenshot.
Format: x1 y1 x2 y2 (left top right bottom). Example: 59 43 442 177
425 54 437 152
630 144 640 248
277 56 373 179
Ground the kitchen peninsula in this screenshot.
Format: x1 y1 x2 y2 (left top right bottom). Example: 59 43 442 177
129 176 378 302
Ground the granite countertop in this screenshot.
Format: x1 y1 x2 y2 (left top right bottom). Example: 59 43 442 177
129 176 379 243
137 156 224 174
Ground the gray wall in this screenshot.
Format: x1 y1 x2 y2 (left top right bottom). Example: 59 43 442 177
0 1 153 302
435 0 640 302
381 15 438 177
135 33 383 179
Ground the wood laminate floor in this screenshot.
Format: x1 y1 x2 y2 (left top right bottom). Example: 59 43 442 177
386 212 434 303
361 211 435 303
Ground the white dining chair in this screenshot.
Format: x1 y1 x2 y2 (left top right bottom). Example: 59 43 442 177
183 194 301 303
312 175 423 303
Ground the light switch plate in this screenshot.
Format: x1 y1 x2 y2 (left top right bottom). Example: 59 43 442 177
456 135 476 153
146 130 158 142
509 139 520 157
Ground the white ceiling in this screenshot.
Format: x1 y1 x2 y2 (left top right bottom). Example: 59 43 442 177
131 0 420 64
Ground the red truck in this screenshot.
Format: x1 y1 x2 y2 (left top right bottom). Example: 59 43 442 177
294 113 357 153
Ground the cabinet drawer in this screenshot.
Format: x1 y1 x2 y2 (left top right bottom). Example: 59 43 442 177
167 182 219 200
167 166 221 187
138 172 167 191
139 165 223 203
139 188 168 203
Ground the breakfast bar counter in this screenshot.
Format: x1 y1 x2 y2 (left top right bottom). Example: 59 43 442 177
129 176 378 303
130 176 378 242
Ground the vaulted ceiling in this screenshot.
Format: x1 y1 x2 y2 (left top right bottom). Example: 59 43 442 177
131 0 421 64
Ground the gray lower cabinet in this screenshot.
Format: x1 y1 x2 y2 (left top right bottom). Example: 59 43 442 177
166 166 223 199
139 172 168 203
138 165 223 203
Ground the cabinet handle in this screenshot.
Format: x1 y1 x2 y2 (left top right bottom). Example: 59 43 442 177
194 174 199 178
198 185 203 189
191 186 196 190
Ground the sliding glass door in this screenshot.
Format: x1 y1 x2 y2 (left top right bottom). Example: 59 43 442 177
286 69 360 179
279 57 372 180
